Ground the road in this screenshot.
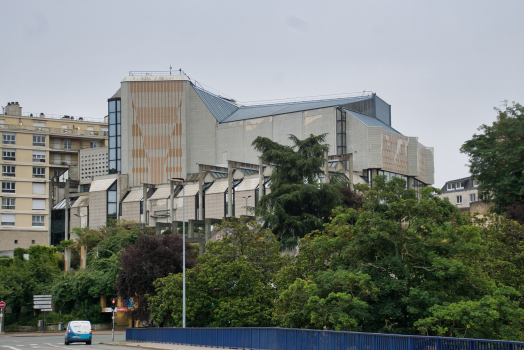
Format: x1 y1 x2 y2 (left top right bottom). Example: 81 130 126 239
0 334 126 350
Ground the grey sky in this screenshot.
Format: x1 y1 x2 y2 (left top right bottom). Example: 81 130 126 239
1 0 523 187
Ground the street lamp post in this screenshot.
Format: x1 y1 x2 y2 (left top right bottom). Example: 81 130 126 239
242 195 252 216
171 178 186 328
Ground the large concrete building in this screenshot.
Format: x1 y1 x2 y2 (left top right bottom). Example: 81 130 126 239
0 102 107 253
61 71 433 233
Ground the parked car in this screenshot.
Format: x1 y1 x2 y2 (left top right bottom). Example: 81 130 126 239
65 320 92 345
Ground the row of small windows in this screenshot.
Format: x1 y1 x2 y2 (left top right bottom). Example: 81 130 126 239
2 182 46 194
1 198 46 210
455 194 478 205
3 133 98 149
447 180 480 191
2 149 46 162
2 166 46 178
1 214 45 227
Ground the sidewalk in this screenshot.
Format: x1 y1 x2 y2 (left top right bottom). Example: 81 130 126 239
0 330 126 337
101 341 234 350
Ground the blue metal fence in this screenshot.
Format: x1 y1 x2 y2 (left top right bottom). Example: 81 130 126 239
126 327 524 350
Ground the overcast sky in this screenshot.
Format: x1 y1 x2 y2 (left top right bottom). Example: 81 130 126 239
1 0 523 187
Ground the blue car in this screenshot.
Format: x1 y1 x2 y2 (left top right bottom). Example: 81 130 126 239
65 321 92 345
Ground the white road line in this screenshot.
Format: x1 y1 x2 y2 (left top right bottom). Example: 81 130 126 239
44 344 60 348
3 346 22 350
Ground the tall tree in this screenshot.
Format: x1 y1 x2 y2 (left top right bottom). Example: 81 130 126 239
117 233 196 322
460 102 524 214
252 134 347 247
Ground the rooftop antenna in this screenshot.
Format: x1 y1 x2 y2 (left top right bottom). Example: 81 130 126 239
169 65 172 75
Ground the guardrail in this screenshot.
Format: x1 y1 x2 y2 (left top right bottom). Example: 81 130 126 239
0 124 108 137
126 327 524 350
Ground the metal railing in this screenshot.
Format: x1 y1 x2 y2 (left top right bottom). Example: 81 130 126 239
126 327 524 350
49 159 78 166
129 69 186 76
0 124 108 137
18 113 105 123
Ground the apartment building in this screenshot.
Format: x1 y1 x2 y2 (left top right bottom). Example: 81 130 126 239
0 102 108 251
440 177 492 214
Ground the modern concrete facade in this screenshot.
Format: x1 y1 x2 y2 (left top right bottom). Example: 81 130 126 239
47 72 436 237
0 101 107 251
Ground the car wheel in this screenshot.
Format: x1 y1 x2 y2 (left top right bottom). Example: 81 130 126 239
64 340 69 345
86 341 91 345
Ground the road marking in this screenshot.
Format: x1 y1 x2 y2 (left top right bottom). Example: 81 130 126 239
44 344 60 348
3 346 22 350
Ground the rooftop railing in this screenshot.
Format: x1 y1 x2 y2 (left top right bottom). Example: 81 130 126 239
16 113 105 123
129 69 186 76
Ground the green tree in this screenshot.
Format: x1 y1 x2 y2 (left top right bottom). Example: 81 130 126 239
149 220 289 327
274 176 524 340
460 102 524 214
252 134 347 247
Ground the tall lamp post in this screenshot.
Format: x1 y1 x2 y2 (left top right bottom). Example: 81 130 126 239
242 195 251 216
171 178 186 328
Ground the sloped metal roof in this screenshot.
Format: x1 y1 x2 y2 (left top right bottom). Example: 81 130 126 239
223 96 373 123
53 197 78 210
193 84 375 124
192 86 239 123
346 110 402 134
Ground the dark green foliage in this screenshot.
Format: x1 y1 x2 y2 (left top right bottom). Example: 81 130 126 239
460 102 524 213
273 176 524 340
252 134 346 243
149 220 289 327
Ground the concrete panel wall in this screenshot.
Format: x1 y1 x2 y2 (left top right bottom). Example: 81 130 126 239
205 193 225 219
89 191 107 230
303 108 336 155
368 127 383 169
186 87 217 174
121 202 140 222
235 189 256 217
216 121 245 163
347 113 371 172
0 230 48 251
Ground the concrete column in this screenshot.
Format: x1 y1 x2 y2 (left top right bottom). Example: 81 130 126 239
188 220 195 238
170 180 175 234
80 245 87 269
65 247 71 273
227 162 233 217
198 165 204 220
370 169 378 188
324 151 330 183
258 157 264 202
407 176 413 189
142 184 147 224
205 218 211 242
65 180 70 240
348 153 354 190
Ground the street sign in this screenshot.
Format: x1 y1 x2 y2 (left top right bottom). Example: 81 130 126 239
33 300 52 305
116 307 127 312
0 301 5 308
33 297 52 300
40 308 53 312
33 305 52 309
103 308 113 313
33 295 52 298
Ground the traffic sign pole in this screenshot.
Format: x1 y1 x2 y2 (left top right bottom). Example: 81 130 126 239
112 308 115 342
0 301 5 334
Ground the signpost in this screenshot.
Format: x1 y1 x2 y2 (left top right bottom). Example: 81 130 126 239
33 295 52 333
0 301 5 334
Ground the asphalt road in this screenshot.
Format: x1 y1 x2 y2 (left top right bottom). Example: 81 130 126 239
0 334 127 350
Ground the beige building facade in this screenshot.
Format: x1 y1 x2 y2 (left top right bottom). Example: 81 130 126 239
0 102 107 252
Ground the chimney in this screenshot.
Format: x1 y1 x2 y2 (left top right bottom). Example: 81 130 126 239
5 102 22 116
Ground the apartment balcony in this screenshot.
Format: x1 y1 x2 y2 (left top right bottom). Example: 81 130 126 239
0 124 108 139
49 159 79 166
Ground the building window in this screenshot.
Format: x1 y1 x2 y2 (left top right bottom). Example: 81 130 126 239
14 240 18 244
108 98 121 173
33 167 46 178
31 240 35 244
107 181 117 222
2 133 15 145
378 170 408 188
336 109 347 167
33 151 46 163
2 149 15 161
32 215 45 227
90 141 97 148
32 199 46 210
456 195 462 204
447 183 455 191
80 184 91 192
2 182 15 193
472 179 480 188
64 140 72 149
456 182 464 190
470 193 476 202
33 135 46 146
32 182 46 194
2 166 15 177
2 198 15 210
1 214 15 226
